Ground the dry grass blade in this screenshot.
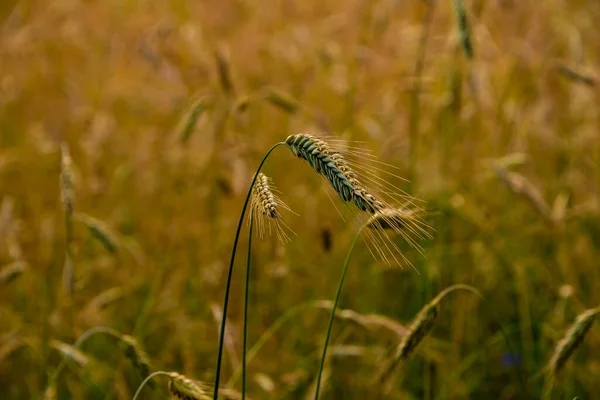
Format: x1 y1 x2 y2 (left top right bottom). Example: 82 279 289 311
0 260 27 284
0 337 27 364
179 96 212 143
495 168 551 221
251 173 293 242
314 301 407 336
454 0 473 59
75 212 120 254
43 385 56 400
61 143 76 297
50 339 89 367
62 254 74 295
119 335 152 380
60 142 75 216
215 48 235 96
168 372 210 400
263 87 300 114
548 308 598 375
85 287 123 311
0 196 15 237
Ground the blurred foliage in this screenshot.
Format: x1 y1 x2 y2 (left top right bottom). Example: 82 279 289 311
1 0 600 399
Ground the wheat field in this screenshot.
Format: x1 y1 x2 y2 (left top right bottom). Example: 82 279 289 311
1 0 599 399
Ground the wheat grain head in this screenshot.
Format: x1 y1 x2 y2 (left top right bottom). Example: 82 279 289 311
284 133 431 265
548 307 598 376
168 372 210 400
119 335 152 380
250 172 293 242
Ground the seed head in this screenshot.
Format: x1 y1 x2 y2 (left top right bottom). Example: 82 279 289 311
251 173 293 242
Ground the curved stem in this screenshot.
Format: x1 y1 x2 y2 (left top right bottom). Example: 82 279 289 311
242 216 253 399
213 142 284 400
45 326 122 396
132 371 170 400
314 228 363 399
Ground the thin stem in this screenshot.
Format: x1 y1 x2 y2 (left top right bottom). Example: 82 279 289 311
132 371 170 400
314 228 363 400
242 215 253 399
213 142 284 400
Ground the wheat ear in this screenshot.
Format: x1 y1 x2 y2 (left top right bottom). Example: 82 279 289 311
285 133 385 214
543 307 598 398
285 133 431 266
169 372 210 400
376 285 481 388
250 173 293 242
119 334 152 380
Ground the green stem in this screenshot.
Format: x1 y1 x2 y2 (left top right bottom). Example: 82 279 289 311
314 228 363 400
132 371 170 400
242 216 253 399
213 142 284 400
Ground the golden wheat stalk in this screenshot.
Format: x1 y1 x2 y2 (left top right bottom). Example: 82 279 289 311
250 172 293 242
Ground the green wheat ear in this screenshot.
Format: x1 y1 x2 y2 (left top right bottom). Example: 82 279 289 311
284 133 386 214
549 308 598 375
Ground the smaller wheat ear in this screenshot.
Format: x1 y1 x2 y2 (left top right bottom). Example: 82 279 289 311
169 372 210 400
251 172 294 243
119 334 152 381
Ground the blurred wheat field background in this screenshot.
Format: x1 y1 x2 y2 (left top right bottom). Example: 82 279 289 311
1 0 600 399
